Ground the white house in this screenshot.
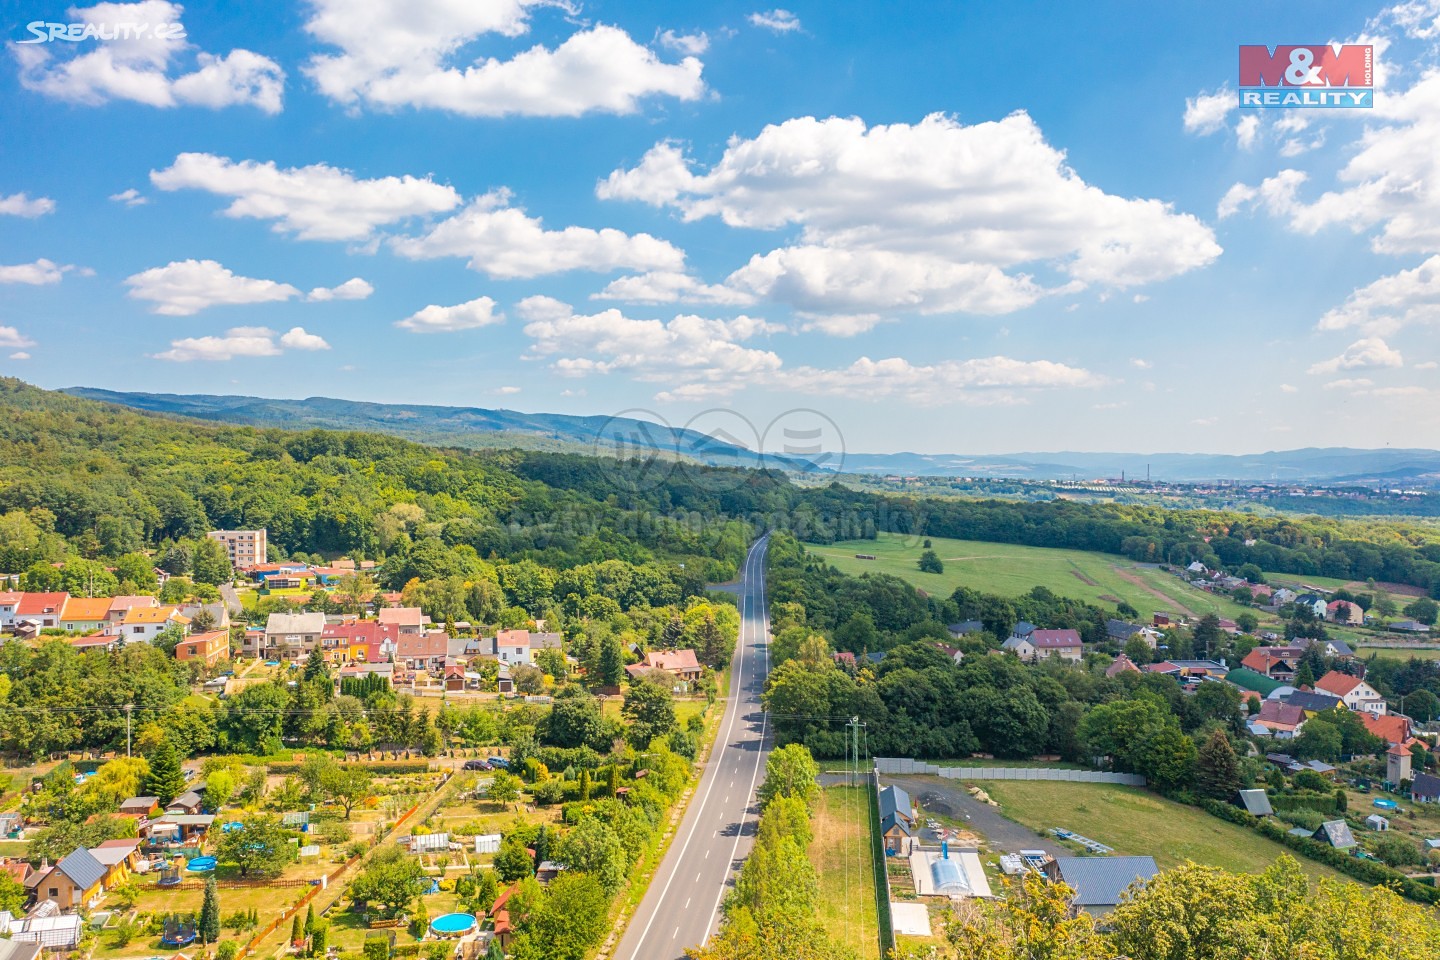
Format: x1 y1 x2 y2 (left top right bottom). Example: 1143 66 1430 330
1314 671 1387 715
493 628 533 666
120 605 190 643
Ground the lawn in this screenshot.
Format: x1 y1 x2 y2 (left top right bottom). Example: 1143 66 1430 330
1359 646 1440 661
810 785 881 960
979 780 1347 883
806 533 1263 622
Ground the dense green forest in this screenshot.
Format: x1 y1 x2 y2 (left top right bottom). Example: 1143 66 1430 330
2 379 1439 600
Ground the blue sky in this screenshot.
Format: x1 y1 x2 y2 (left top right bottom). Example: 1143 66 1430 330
2 0 1439 455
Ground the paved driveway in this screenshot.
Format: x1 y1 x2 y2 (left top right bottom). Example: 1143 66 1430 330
881 775 1060 856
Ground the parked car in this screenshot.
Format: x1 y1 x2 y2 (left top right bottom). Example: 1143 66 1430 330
486 757 510 770
461 759 488 771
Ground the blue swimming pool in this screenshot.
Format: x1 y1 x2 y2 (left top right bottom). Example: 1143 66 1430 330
186 856 217 872
430 913 476 936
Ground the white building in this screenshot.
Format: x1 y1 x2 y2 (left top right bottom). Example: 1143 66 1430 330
207 529 268 570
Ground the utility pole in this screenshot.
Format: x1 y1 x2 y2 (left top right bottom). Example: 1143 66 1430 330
124 703 134 757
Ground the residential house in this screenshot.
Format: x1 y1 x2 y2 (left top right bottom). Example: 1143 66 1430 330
1411 772 1440 803
493 629 534 666
1294 594 1329 619
1359 711 1413 748
30 848 107 910
933 642 966 664
0 592 20 629
378 607 427 636
1314 671 1386 715
121 606 190 643
15 593 68 632
1105 654 1141 677
167 790 204 816
1241 646 1304 682
58 597 111 634
257 611 326 660
321 621 398 664
1326 600 1364 626
1255 701 1306 738
1272 588 1297 605
177 602 230 631
1312 820 1357 848
1283 691 1344 716
396 630 448 674
1044 857 1159 917
1007 628 1083 663
1010 621 1037 639
89 839 141 887
947 620 985 640
625 649 704 687
174 630 229 667
1106 619 1144 643
105 595 157 627
1313 639 1356 660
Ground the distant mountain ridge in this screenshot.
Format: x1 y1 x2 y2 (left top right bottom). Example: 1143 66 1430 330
61 388 1440 483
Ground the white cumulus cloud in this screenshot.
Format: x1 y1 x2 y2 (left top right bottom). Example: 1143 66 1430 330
1320 254 1440 333
658 30 709 55
1183 86 1234 134
396 296 504 333
302 0 703 117
110 188 147 206
0 193 55 217
392 190 684 279
593 270 755 306
0 259 71 285
151 153 462 242
1308 337 1405 374
748 9 801 32
0 327 37 349
152 325 326 361
15 1 284 112
599 113 1219 321
124 259 371 315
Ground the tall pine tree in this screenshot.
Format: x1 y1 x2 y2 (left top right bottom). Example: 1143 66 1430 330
1195 729 1242 801
143 739 187 806
199 875 221 945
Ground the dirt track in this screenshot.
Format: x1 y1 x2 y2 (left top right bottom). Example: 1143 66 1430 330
1110 566 1197 618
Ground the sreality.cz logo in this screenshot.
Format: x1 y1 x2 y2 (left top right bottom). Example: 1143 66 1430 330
1238 44 1373 108
16 20 186 43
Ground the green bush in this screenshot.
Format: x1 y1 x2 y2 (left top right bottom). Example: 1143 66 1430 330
363 938 390 960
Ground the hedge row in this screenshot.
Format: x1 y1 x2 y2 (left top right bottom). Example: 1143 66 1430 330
1270 791 1343 816
1197 798 1439 904
265 759 434 775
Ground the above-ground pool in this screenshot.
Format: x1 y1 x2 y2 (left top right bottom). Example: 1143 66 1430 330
222 821 245 832
430 913 477 937
186 856 217 872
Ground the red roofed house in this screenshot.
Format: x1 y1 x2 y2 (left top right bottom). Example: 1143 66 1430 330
1359 711 1413 748
1241 647 1303 682
321 620 398 664
1255 700 1306 738
1314 670 1386 715
1007 628 1083 663
1326 600 1364 626
15 592 68 631
626 649 704 688
396 630 448 674
174 630 230 667
1105 654 1141 678
377 606 426 636
105 595 158 626
59 596 112 633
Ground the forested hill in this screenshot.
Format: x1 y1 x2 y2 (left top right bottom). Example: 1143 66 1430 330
2 379 1439 595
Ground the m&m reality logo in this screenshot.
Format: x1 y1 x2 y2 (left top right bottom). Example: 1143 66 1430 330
1238 44 1373 108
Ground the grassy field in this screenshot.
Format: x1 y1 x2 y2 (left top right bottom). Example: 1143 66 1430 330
810 785 881 960
806 533 1263 622
1359 646 1440 661
980 780 1346 882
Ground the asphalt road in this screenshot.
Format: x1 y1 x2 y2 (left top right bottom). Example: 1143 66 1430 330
615 535 773 960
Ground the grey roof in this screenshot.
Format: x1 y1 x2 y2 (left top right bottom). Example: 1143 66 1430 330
1326 640 1355 656
1237 789 1273 816
54 848 106 891
153 814 215 826
1314 820 1357 848
1054 856 1159 907
948 620 985 635
1106 619 1143 640
1305 760 1336 774
1412 772 1440 799
1001 636 1029 652
0 938 42 960
864 651 885 663
880 813 912 837
1012 622 1036 637
1284 691 1343 712
169 790 203 809
878 784 912 823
